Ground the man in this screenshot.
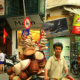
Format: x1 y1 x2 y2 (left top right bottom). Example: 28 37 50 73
0 49 5 73
44 42 68 80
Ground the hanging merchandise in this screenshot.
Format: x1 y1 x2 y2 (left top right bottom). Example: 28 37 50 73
7 30 48 80
75 36 80 65
39 30 48 51
72 14 80 34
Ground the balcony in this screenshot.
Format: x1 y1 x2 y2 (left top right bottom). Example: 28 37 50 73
5 0 45 17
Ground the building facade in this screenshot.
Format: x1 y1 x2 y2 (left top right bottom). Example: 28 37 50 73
0 0 45 55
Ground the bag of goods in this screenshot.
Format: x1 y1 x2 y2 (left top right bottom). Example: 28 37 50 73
28 60 39 74
19 71 28 80
9 73 16 80
20 59 31 71
24 47 36 56
7 67 14 75
12 76 21 80
34 51 45 62
19 53 27 60
14 62 21 75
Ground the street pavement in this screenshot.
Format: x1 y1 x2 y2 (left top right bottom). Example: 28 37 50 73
0 72 80 80
0 73 9 80
69 72 80 80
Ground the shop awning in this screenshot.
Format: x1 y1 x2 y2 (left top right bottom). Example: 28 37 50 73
64 7 80 15
6 14 42 30
47 0 80 9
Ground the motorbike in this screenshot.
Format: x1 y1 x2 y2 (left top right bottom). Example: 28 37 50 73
70 59 78 75
4 54 19 72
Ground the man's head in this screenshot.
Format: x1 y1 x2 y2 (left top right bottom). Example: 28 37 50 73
53 42 63 56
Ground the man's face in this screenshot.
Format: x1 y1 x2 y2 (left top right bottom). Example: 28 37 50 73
54 46 62 56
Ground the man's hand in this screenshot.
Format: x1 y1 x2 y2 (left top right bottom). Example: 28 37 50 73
44 69 49 80
65 69 68 74
65 73 69 77
44 76 49 80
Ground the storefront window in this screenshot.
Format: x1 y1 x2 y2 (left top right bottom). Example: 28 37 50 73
17 29 40 54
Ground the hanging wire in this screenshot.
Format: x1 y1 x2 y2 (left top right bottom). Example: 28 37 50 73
23 0 26 18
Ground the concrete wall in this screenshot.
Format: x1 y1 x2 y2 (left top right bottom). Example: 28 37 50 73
46 7 63 17
0 0 4 15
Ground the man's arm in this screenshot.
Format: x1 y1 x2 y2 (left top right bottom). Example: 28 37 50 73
44 69 49 80
44 57 52 80
65 69 68 74
63 57 68 75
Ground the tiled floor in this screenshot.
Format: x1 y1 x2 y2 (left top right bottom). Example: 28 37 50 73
0 72 80 80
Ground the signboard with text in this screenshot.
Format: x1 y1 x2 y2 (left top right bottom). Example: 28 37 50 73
43 17 69 38
6 14 42 30
72 14 80 34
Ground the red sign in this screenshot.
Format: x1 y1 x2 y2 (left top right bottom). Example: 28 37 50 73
72 14 80 34
3 28 8 44
24 17 31 29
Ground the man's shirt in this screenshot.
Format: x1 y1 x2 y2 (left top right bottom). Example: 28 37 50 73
45 55 68 79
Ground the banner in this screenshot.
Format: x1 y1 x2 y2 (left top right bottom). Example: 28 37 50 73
72 14 80 34
3 28 8 44
44 41 50 60
43 17 69 38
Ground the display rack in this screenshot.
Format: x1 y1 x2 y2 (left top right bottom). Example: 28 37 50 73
70 42 78 62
